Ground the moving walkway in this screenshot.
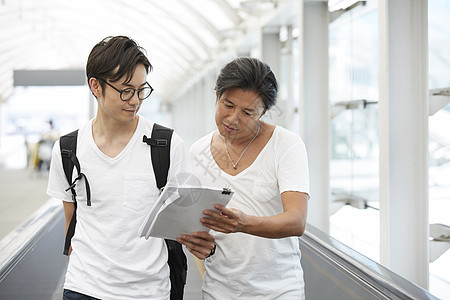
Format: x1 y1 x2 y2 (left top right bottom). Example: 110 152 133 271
0 199 440 299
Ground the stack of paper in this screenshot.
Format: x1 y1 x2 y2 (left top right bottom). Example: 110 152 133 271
138 183 233 240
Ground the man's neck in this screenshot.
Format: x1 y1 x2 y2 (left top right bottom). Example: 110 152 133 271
91 116 139 158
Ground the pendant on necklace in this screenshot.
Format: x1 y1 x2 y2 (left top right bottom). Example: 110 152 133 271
223 123 260 171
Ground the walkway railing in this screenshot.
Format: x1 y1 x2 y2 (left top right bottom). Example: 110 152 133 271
0 199 67 300
301 224 439 299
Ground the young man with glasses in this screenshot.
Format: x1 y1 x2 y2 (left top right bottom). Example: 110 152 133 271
47 36 215 300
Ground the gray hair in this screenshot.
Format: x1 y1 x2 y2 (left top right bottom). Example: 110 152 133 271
215 57 278 110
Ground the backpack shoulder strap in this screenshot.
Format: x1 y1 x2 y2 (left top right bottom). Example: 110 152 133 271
143 123 174 190
60 130 78 200
165 239 188 300
60 130 91 205
143 123 187 300
60 130 78 256
59 129 91 256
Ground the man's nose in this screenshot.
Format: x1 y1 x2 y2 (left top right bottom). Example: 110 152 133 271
128 91 140 106
227 109 240 123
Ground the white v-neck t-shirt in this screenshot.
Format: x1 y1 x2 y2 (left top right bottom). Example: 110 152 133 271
190 125 310 299
47 117 190 300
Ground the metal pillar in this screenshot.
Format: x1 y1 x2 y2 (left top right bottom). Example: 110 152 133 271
301 0 330 233
378 0 429 288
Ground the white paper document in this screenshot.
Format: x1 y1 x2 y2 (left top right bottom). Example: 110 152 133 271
138 181 233 240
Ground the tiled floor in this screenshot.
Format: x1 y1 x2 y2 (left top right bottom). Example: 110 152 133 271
0 167 50 240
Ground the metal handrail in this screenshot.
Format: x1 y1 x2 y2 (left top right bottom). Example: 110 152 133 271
0 198 63 281
301 224 439 300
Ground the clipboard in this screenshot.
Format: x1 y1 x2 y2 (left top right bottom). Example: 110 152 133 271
138 184 233 240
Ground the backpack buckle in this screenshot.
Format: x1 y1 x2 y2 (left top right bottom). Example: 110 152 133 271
61 149 71 156
156 139 168 147
143 135 167 147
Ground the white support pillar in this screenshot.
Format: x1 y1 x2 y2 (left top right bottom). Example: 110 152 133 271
261 30 282 125
302 0 330 233
285 25 294 131
261 31 281 78
0 102 3 149
378 0 429 288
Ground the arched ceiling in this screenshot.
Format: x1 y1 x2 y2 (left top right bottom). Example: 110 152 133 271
0 0 289 103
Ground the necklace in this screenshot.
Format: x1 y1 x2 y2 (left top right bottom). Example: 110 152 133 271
223 123 260 170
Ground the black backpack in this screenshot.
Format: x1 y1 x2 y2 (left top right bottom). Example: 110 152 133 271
59 123 187 300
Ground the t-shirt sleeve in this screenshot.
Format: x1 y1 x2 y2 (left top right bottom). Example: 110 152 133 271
277 133 310 197
167 131 193 182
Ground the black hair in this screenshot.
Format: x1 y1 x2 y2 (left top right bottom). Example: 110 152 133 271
215 57 278 110
86 36 152 92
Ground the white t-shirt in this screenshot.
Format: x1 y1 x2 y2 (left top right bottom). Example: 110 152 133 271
190 126 310 300
47 117 190 300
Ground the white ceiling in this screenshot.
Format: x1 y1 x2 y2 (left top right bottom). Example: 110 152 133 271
0 0 291 102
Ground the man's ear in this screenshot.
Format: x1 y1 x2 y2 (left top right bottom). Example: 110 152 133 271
89 78 102 98
215 90 220 103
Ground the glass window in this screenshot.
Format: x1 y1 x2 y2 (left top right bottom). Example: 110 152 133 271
328 1 380 261
329 1 450 297
428 1 450 298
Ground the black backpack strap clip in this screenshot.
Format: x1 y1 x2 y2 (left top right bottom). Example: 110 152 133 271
61 146 91 206
143 135 168 147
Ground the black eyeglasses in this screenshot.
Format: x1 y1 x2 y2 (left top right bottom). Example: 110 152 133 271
100 79 154 101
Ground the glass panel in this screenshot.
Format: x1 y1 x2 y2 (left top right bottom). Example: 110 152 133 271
428 1 450 298
329 1 450 296
328 1 379 261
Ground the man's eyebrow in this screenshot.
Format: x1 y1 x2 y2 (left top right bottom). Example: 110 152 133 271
244 107 257 113
224 98 257 113
121 81 147 88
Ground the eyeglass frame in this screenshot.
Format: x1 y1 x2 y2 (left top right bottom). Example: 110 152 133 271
97 78 154 101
